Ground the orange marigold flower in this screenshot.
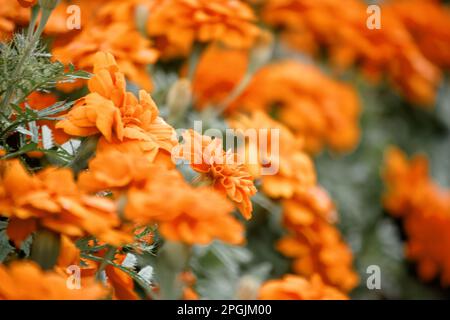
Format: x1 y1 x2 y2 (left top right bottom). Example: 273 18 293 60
261 0 442 106
229 111 358 292
174 129 257 219
258 274 348 300
78 149 244 245
193 47 360 153
233 61 360 153
147 0 260 58
0 261 107 300
20 92 70 146
78 150 156 194
388 0 450 70
53 23 158 91
0 0 28 40
56 52 176 162
383 147 450 285
229 111 317 198
0 159 132 247
17 0 36 8
192 45 249 110
125 166 244 245
277 221 358 293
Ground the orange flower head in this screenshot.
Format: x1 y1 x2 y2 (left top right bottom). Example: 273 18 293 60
147 0 260 58
124 165 244 245
56 51 177 162
17 0 36 8
233 61 361 153
261 0 442 106
0 261 107 300
258 274 348 300
174 129 257 219
53 22 158 91
229 111 316 199
383 147 450 285
0 0 28 40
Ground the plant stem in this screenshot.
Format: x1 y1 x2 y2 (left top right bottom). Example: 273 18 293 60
95 245 116 281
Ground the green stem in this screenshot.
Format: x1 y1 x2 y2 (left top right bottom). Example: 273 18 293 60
95 245 116 281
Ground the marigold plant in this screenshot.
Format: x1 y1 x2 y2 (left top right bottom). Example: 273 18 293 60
0 0 449 301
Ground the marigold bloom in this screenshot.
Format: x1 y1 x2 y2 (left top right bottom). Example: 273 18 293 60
230 111 358 292
53 23 158 91
56 52 176 161
258 274 347 300
383 147 450 285
0 0 28 40
233 61 360 153
192 45 249 110
261 0 442 106
147 0 260 58
175 129 257 219
388 0 450 70
78 150 156 193
0 159 132 247
125 166 244 245
78 149 244 245
193 47 360 153
0 261 107 300
277 221 358 293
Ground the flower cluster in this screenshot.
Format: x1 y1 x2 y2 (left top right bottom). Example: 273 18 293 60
194 46 361 153
383 147 450 286
230 111 358 294
262 0 449 105
6 0 448 301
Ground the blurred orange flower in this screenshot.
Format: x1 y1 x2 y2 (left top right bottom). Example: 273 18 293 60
0 0 28 40
388 0 450 70
78 150 155 194
230 111 358 292
53 22 158 91
262 0 442 106
193 47 360 153
17 0 36 8
125 165 244 245
234 61 360 153
229 111 316 198
259 274 348 300
277 220 358 293
383 147 450 285
0 159 132 247
20 92 70 146
0 261 106 300
147 0 260 58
